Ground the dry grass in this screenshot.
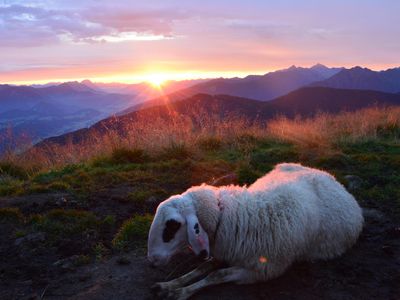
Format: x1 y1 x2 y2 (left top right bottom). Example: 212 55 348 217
267 106 400 155
1 106 399 173
1 113 267 172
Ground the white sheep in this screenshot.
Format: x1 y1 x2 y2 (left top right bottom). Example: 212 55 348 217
147 163 364 300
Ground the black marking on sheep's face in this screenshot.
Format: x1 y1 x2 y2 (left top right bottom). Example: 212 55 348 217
194 223 200 234
162 219 181 243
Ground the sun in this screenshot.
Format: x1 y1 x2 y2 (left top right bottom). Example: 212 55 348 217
146 74 168 89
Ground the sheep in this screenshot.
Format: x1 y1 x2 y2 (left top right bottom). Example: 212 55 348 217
147 163 364 300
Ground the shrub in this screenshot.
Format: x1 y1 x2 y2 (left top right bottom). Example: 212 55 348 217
112 214 153 250
102 215 116 227
93 242 108 261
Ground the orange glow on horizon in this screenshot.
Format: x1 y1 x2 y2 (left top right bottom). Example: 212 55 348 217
0 70 270 86
1 63 397 86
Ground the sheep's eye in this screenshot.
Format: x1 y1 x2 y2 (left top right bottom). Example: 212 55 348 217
194 223 200 234
162 219 181 242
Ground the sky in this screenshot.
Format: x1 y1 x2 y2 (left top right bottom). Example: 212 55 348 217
0 0 399 84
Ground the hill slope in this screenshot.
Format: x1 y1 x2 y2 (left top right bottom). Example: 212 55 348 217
38 87 400 147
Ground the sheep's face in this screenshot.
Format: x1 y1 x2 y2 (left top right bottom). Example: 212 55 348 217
147 201 187 267
147 194 210 267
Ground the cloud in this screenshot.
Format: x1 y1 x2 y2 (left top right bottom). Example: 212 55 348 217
0 3 185 47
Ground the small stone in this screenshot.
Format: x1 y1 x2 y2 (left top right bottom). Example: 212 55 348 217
116 256 131 265
145 196 158 206
56 197 68 206
382 245 394 255
14 232 46 247
344 175 363 190
53 255 80 270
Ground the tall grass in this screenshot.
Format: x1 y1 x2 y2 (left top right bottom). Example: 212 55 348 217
267 107 400 155
1 106 399 174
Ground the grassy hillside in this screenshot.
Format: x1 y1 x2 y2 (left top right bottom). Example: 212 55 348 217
0 106 399 297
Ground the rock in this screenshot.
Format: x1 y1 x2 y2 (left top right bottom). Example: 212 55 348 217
53 255 80 270
344 175 363 190
56 197 68 206
14 232 46 247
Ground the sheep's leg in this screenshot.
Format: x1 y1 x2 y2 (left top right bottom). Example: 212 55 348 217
163 267 258 300
152 258 220 297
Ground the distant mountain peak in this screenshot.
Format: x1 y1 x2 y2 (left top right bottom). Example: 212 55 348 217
58 81 96 92
311 63 328 70
349 66 372 72
81 79 93 84
81 79 100 91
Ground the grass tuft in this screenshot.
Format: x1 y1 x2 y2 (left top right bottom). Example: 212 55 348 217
112 214 153 250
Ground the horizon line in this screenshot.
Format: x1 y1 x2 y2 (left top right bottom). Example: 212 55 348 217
2 63 399 86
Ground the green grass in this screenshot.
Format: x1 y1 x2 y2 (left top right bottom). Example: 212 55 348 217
112 214 153 250
30 209 99 236
1 135 399 263
2 139 399 213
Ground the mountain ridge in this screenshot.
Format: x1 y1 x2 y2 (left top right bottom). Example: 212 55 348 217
312 66 400 93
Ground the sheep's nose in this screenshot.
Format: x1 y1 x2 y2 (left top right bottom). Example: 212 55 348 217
198 250 209 260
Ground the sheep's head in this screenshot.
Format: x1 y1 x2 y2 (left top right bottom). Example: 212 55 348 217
147 194 210 267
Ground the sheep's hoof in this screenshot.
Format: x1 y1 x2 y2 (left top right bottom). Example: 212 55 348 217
151 283 162 293
165 288 188 300
151 283 188 300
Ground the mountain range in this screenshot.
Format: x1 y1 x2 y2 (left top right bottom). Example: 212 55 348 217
311 66 400 93
3 64 400 154
122 64 343 114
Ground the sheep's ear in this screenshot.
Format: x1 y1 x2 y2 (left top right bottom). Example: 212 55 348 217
186 214 210 259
